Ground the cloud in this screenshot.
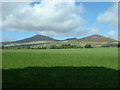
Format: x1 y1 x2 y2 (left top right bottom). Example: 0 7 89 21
0 2 2 30
2 0 89 37
107 31 118 40
97 3 118 40
83 27 101 35
97 3 118 29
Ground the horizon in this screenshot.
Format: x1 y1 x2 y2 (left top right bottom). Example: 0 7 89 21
1 34 118 42
1 1 118 42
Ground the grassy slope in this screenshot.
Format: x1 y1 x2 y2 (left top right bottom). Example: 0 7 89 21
4 40 116 47
2 48 119 88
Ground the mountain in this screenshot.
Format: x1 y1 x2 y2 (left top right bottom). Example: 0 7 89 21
1 41 15 45
15 35 57 43
2 35 57 45
65 38 77 40
77 34 117 42
1 34 118 47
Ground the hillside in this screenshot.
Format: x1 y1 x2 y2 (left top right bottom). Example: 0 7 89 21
1 34 118 48
77 34 117 42
1 41 15 45
15 35 57 43
2 35 57 45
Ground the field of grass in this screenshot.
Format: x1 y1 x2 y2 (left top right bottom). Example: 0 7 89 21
2 48 119 88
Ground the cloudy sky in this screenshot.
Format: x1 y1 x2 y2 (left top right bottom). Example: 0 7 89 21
1 0 118 42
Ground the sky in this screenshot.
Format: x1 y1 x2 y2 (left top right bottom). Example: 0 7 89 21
1 0 118 42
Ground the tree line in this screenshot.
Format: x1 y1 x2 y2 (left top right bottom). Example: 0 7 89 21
1 44 93 49
1 42 119 49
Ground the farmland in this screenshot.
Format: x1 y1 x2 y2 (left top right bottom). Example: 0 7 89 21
2 48 119 88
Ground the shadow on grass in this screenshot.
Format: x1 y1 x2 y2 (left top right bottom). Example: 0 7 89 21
2 67 119 88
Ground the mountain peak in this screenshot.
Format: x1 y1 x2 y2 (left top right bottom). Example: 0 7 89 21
92 34 102 36
78 34 117 42
15 34 56 43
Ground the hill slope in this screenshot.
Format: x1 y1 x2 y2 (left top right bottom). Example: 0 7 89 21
2 35 57 45
2 34 118 47
15 35 57 43
77 34 117 42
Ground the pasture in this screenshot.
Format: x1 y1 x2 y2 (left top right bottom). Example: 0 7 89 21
2 48 119 88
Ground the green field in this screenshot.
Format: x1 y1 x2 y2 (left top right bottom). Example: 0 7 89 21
2 48 119 88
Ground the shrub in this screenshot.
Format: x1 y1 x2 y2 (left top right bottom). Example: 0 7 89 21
118 42 120 47
85 44 93 48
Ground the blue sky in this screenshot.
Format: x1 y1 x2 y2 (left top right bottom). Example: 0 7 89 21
2 1 118 42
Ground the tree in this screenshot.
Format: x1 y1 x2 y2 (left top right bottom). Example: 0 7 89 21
2 45 4 49
118 42 120 47
85 44 93 48
50 45 57 49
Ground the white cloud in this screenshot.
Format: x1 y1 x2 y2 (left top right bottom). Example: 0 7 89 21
2 0 89 37
83 27 100 35
0 2 2 30
108 31 118 40
97 3 118 40
97 3 118 29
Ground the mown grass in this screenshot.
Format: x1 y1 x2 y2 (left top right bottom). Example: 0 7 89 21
2 48 118 69
2 48 119 88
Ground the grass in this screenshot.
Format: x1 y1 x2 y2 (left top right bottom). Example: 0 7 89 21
2 48 119 88
2 48 118 69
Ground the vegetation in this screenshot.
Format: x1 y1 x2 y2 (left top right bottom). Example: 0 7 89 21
118 42 120 47
101 43 118 48
3 67 119 88
2 34 118 49
1 44 82 49
2 43 119 50
2 48 119 88
85 44 93 48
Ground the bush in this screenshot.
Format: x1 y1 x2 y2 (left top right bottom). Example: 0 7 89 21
49 45 58 49
85 44 93 48
118 42 120 47
101 43 118 48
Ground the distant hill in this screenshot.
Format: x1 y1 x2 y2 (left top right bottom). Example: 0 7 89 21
14 35 57 43
2 35 57 45
2 34 118 47
1 41 15 45
65 38 77 40
77 34 117 42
